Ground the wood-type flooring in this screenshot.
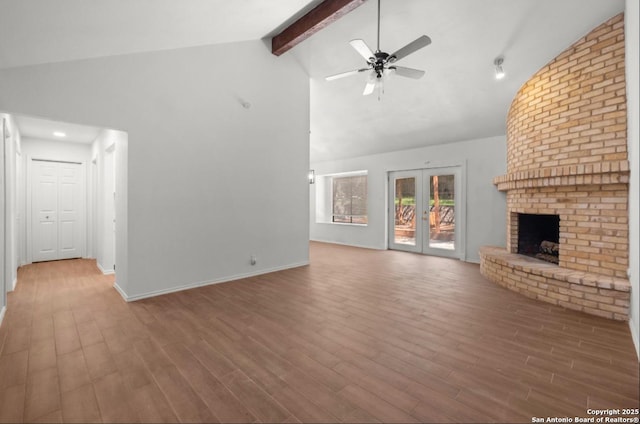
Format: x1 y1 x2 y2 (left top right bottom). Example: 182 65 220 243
0 242 638 423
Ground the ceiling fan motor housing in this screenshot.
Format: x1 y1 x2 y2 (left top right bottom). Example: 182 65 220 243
373 51 389 77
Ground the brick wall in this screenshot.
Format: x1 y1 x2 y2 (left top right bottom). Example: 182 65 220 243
497 12 630 278
507 183 629 278
507 13 627 174
482 13 631 319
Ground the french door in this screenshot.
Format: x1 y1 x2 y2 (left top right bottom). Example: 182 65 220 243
389 167 463 258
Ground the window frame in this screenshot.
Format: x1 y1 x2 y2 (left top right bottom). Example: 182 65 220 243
331 174 368 225
314 171 368 226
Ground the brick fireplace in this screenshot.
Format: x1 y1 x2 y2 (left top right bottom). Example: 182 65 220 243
480 13 631 320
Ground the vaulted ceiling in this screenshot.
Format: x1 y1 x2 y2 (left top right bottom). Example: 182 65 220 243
0 0 625 161
303 0 625 161
0 0 321 69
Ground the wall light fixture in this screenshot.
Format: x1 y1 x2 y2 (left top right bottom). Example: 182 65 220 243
494 57 505 80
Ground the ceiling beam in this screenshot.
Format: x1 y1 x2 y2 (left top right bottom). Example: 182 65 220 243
272 0 367 56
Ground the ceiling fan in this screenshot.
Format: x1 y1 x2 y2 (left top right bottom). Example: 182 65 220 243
325 0 431 96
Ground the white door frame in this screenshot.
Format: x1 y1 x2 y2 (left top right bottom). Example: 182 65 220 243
2 116 17 293
1 118 6 311
387 162 467 260
26 156 86 264
100 142 116 274
16 149 23 268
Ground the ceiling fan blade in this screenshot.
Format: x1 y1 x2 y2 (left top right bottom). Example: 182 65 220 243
350 39 375 62
388 35 431 63
363 81 376 96
391 66 425 79
325 68 368 81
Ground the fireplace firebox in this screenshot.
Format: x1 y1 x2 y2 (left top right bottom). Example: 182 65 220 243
517 213 560 264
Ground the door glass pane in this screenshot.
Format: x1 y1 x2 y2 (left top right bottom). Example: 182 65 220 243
429 174 455 250
394 178 416 245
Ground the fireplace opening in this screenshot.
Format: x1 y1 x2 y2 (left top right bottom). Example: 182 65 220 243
518 213 560 264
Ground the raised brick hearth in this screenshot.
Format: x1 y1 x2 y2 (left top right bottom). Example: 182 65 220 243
480 14 631 320
480 247 630 320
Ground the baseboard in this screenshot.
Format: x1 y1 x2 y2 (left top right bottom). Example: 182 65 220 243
113 282 128 302
310 239 384 250
311 239 481 265
6 277 18 293
97 262 115 276
114 261 310 302
630 318 640 361
0 306 6 328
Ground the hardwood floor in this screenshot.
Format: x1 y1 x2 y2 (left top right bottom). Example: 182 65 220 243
0 242 638 423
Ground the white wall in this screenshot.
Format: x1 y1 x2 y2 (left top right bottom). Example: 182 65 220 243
91 129 127 275
3 115 19 293
114 134 128 296
0 40 310 300
625 0 639 358
21 138 92 162
0 112 21 326
310 135 507 263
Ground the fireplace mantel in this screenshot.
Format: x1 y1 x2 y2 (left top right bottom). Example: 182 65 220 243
494 160 630 191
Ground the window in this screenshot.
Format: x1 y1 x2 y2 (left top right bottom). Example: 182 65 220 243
314 171 368 225
332 175 367 224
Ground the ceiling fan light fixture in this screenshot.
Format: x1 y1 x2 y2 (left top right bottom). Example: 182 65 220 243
386 67 396 79
324 0 430 96
494 57 505 80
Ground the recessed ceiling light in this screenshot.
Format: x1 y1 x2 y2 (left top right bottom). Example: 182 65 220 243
53 131 66 137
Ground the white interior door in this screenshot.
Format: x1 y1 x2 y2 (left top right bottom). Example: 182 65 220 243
32 161 58 262
58 163 83 259
32 160 84 262
389 166 463 259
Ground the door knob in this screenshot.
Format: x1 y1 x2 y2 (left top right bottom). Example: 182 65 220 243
46 216 49 219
